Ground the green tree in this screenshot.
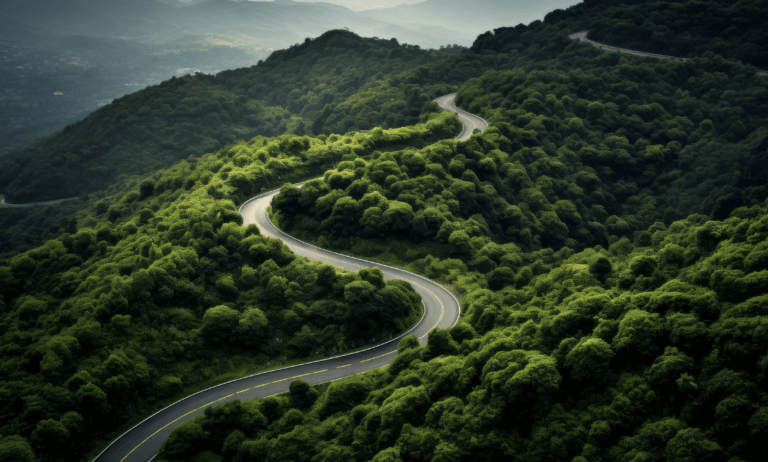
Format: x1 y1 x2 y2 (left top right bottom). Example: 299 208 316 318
139 179 155 199
0 436 35 462
589 256 613 282
289 380 318 409
665 428 724 462
426 329 458 358
158 421 207 460
448 230 473 257
30 420 71 461
201 305 240 345
398 335 420 352
237 307 269 347
564 338 614 383
613 310 665 362
487 266 516 290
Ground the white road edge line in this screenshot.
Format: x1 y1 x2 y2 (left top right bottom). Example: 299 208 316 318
433 93 489 140
94 93 473 462
93 293 430 462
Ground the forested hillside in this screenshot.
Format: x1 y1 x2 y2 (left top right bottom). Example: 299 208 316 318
158 200 768 462
583 0 768 68
275 53 768 256
0 31 459 203
253 2 765 462
0 116 460 461
0 200 86 256
1 0 767 461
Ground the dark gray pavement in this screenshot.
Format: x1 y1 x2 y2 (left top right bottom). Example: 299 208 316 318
569 31 768 76
434 93 489 141
93 108 467 460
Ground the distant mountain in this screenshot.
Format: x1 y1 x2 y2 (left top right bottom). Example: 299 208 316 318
361 0 582 45
0 0 582 57
0 0 175 39
0 0 459 153
0 0 456 48
0 30 454 202
0 0 579 155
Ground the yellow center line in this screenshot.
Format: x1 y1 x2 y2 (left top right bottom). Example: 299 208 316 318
337 364 351 368
119 369 328 461
282 237 451 352
360 350 397 363
410 281 446 338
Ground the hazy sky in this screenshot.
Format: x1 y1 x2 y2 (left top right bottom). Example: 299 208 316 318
176 0 424 11
286 0 424 10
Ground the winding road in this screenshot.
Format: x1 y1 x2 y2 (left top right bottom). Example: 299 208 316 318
92 94 482 462
0 196 78 208
435 93 489 141
569 31 768 76
569 31 688 61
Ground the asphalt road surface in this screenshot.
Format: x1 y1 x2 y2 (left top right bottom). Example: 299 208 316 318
434 93 489 141
93 95 473 461
0 196 78 208
569 30 689 61
569 31 768 76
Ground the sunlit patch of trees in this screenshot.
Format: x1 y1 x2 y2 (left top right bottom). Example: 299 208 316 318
0 116 465 460
153 200 768 462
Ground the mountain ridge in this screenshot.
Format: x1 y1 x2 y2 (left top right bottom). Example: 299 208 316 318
0 2 767 462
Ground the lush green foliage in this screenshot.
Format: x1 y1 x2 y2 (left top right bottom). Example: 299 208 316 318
217 32 457 135
0 30 473 256
472 0 768 73
2 0 768 460
472 0 768 70
156 202 768 462
584 0 768 68
0 77 296 203
234 2 766 461
0 118 464 460
0 200 85 257
274 54 768 258
0 30 458 203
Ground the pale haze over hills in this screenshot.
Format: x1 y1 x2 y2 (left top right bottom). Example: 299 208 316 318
0 0 580 152
176 0 425 11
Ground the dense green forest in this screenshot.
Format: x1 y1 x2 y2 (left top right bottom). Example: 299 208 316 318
0 31 460 203
274 54 768 256
0 200 86 256
583 0 768 68
156 199 768 462
1 0 767 460
0 78 294 203
252 2 765 462
0 117 462 461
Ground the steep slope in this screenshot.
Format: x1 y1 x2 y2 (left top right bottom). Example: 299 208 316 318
158 199 768 462
0 30 453 203
1 1 767 461
0 115 460 462
207 3 767 462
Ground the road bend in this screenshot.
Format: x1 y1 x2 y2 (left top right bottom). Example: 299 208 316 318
93 95 473 461
0 196 78 208
434 93 489 141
